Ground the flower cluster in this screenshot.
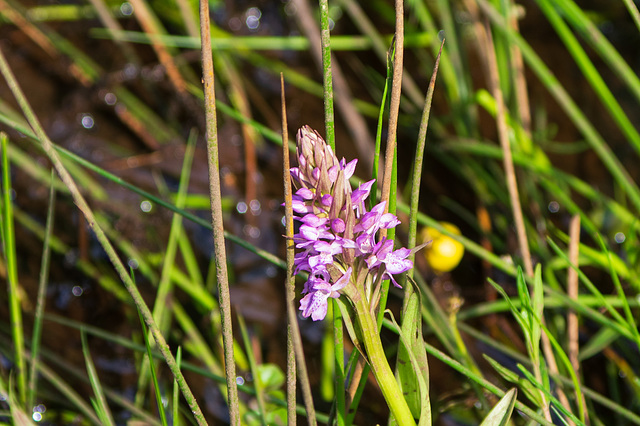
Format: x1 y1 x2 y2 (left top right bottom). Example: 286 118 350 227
289 126 413 321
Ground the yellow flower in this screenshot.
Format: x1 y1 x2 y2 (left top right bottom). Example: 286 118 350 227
420 222 464 273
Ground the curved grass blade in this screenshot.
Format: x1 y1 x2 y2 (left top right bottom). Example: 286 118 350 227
136 308 168 426
536 0 640 157
1 132 26 406
477 0 640 212
479 388 517 426
28 170 56 409
80 329 115 426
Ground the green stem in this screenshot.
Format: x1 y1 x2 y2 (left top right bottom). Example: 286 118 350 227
319 0 335 149
1 132 26 405
352 295 415 425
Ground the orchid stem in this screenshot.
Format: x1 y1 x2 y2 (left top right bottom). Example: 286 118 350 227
352 295 415 425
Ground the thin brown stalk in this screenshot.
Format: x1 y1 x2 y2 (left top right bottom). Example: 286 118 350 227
481 21 533 278
130 0 187 94
508 1 531 136
476 6 576 421
567 215 588 424
0 46 208 426
199 1 239 424
346 357 365 407
281 75 317 426
293 0 375 174
380 0 404 231
281 75 296 425
470 7 551 421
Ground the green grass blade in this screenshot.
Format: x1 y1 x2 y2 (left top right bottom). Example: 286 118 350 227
536 0 640 157
28 169 56 409
478 0 640 212
137 309 168 426
80 330 115 426
173 346 182 426
595 234 640 353
36 312 328 422
1 132 26 406
142 129 197 401
516 365 584 425
6 377 32 425
418 338 552 425
479 387 517 426
551 0 640 105
237 313 268 425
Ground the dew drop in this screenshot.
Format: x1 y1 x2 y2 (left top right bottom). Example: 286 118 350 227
236 201 248 214
104 93 117 105
81 114 95 129
120 2 133 16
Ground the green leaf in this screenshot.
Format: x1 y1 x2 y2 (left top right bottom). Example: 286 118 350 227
396 278 430 423
386 307 431 425
479 388 518 426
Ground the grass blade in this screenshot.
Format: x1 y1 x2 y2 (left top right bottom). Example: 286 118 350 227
28 170 56 409
137 309 168 426
80 330 115 426
1 132 26 405
479 387 517 426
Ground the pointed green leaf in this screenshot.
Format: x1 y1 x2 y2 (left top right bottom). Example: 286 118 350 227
397 292 422 418
479 388 518 426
